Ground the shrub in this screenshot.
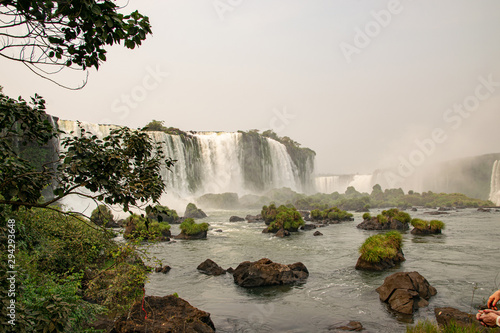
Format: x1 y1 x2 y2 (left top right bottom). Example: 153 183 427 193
377 214 388 224
359 231 403 263
265 205 304 232
362 212 371 220
411 218 428 230
262 204 278 222
180 218 209 235
310 209 322 220
124 214 171 241
429 220 445 231
90 204 114 227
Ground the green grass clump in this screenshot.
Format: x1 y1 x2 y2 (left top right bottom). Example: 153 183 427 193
411 218 445 231
309 206 353 221
180 218 209 235
406 319 493 333
430 220 445 231
362 212 371 220
377 214 388 224
359 231 402 263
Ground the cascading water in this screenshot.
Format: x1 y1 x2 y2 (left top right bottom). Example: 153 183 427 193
314 174 373 194
489 160 500 206
56 120 316 208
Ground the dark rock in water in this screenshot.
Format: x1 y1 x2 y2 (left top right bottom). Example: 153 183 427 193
411 227 441 235
232 258 309 288
155 265 171 274
174 230 207 240
184 203 207 219
328 320 364 331
424 211 450 215
477 207 491 212
246 214 263 223
313 231 323 236
438 207 453 211
301 224 317 231
213 229 223 233
226 267 234 274
229 215 245 222
114 295 215 332
262 227 270 233
197 259 226 276
355 250 405 271
356 219 409 231
411 207 418 212
275 228 290 238
376 271 437 315
434 307 487 332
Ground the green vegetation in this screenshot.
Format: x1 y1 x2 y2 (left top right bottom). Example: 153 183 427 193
359 231 403 263
90 204 114 227
179 218 209 235
405 319 499 333
310 206 353 222
142 120 190 136
262 204 305 232
411 218 445 232
148 204 179 223
362 212 372 220
124 214 171 241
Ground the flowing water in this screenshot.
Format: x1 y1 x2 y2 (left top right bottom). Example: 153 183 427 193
145 208 500 332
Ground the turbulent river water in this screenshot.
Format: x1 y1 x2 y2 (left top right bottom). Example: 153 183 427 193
145 208 500 332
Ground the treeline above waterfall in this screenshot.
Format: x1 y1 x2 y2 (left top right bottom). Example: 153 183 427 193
57 119 316 197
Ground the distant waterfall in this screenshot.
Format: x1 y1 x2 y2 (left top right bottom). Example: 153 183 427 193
56 120 315 199
490 160 500 205
315 174 373 194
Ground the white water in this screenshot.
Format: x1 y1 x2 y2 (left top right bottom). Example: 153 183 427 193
315 174 373 194
55 120 314 211
489 160 500 205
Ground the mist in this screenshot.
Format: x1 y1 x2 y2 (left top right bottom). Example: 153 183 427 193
1 0 500 178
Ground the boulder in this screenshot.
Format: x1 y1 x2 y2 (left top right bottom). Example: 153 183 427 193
154 265 171 274
424 211 450 215
434 307 487 332
356 219 409 231
411 227 442 235
275 228 290 238
313 231 323 236
184 203 207 219
246 214 263 223
174 230 207 240
355 249 405 271
411 207 418 212
229 216 245 222
478 207 491 212
328 321 364 331
376 271 437 315
197 259 226 276
213 229 223 233
232 258 309 288
114 295 215 332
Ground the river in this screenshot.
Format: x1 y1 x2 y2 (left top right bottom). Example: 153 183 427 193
145 208 500 332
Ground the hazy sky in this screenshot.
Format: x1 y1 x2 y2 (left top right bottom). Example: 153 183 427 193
2 0 500 174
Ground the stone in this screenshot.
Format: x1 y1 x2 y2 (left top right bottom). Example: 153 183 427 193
184 203 207 219
355 250 405 271
154 265 171 274
197 259 226 276
435 307 487 332
229 216 245 222
313 231 323 236
275 228 290 238
328 320 364 331
301 224 317 230
232 258 309 288
376 271 437 315
174 230 207 240
246 214 263 223
114 295 215 332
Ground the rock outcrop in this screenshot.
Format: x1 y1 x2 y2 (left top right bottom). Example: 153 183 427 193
184 203 207 219
376 271 437 315
232 258 309 288
434 307 487 332
114 295 216 332
356 219 409 231
197 259 226 276
174 230 207 240
229 216 245 222
355 250 405 271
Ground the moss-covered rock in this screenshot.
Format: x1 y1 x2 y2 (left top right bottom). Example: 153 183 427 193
410 218 445 235
123 214 171 241
175 218 209 240
261 204 305 233
357 208 410 231
184 203 207 219
356 231 405 271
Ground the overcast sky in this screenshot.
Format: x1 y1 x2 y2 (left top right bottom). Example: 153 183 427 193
2 0 500 174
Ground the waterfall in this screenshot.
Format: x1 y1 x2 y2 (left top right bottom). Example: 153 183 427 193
490 160 500 205
314 174 373 194
55 120 316 205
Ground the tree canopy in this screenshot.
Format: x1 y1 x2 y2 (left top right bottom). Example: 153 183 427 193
0 0 152 86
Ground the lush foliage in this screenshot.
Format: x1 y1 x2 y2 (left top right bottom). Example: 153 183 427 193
90 204 114 227
411 218 445 231
405 319 498 333
262 204 304 232
123 214 170 241
362 212 372 220
148 204 179 223
310 206 353 221
0 0 152 82
179 218 209 235
142 120 189 136
359 231 403 263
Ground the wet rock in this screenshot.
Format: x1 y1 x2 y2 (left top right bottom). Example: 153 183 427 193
275 228 290 238
438 207 453 211
213 229 223 232
313 231 323 236
376 271 437 315
355 250 405 271
424 211 450 215
229 216 245 222
435 307 487 332
411 207 418 212
174 230 207 240
478 207 491 212
197 259 226 276
356 219 409 231
232 258 309 288
246 214 263 222
184 203 207 219
411 227 442 235
301 224 317 231
155 265 171 274
114 295 215 332
328 320 364 331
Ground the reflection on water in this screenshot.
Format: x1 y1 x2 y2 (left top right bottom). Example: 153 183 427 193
146 208 500 332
